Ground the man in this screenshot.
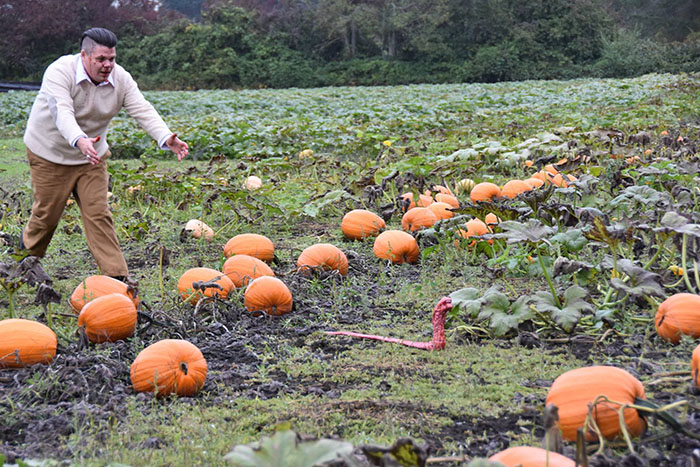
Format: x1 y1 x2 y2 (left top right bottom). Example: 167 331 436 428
21 27 188 283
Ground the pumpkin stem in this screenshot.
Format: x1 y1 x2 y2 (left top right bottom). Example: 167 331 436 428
180 361 189 375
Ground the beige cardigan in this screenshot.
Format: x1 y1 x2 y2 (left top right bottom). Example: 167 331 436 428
24 54 172 165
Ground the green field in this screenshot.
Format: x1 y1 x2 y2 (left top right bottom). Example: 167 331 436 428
0 73 699 466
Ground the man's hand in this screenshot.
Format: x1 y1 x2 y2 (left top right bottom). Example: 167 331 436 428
77 135 101 165
166 133 189 161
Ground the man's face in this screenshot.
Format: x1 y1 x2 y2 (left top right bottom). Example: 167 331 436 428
81 44 116 84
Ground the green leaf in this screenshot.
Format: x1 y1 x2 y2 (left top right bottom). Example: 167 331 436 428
533 285 593 332
485 295 534 337
224 430 353 467
449 287 482 317
492 219 556 245
609 259 665 298
550 229 587 252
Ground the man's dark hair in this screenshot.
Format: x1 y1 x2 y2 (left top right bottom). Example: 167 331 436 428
80 28 118 53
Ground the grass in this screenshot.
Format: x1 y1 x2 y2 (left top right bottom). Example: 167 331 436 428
0 74 698 465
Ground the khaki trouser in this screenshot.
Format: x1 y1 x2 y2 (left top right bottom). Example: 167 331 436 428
22 148 128 277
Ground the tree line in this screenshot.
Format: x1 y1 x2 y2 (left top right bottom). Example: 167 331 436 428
1 0 698 89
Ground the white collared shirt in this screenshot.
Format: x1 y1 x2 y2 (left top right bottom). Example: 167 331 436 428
75 53 113 88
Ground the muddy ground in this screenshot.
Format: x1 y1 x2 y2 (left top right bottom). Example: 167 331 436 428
1 247 699 466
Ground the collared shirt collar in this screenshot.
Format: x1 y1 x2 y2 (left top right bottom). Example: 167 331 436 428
75 53 114 88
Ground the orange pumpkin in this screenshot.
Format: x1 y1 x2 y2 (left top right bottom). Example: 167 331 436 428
544 164 559 176
130 339 207 397
484 213 501 227
401 207 438 232
70 275 139 313
434 193 460 208
655 293 700 344
551 173 577 188
373 230 420 264
430 184 453 196
177 267 234 304
297 243 349 275
223 233 275 262
501 180 532 199
399 192 432 212
341 209 386 240
244 276 293 316
693 344 700 389
222 254 275 288
523 177 545 189
470 182 501 203
0 319 57 367
427 202 454 220
545 366 647 441
489 446 575 467
532 171 551 183
78 293 137 343
455 219 493 247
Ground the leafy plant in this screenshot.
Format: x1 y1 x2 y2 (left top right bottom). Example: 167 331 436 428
223 429 353 467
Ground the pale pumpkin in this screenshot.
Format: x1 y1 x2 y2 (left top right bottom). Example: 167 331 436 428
655 293 700 344
545 366 647 441
341 209 385 240
177 267 235 304
297 243 349 276
244 276 293 316
373 230 419 264
70 275 139 313
0 319 57 367
184 219 214 241
470 182 501 203
244 175 262 190
130 339 207 397
222 254 275 288
78 293 137 343
401 207 438 232
223 233 275 262
489 446 575 467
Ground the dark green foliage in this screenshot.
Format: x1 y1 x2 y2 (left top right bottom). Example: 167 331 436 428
2 0 699 88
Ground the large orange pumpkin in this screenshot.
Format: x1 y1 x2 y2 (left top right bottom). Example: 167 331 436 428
470 182 501 203
0 319 57 367
427 202 454 220
244 276 293 316
78 293 137 343
222 254 275 288
401 207 438 232
429 185 453 196
297 243 349 276
489 446 575 467
399 192 432 212
223 233 275 262
373 230 419 264
693 344 700 389
501 180 532 199
455 218 492 247
341 209 386 240
434 193 460 209
177 267 234 304
523 177 545 189
70 275 139 313
545 366 647 441
655 293 700 344
130 339 207 397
